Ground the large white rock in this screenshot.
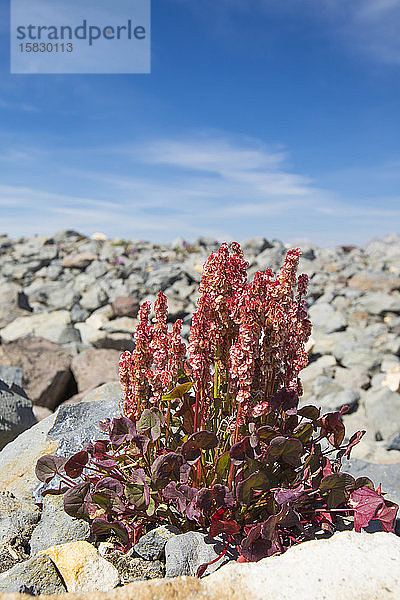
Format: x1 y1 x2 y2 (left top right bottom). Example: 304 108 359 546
202 531 400 600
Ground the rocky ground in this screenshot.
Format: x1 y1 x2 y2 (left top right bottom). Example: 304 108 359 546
0 230 400 596
1 229 400 462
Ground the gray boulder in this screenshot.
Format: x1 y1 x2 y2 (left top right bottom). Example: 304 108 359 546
29 494 91 556
165 531 237 578
308 302 346 333
0 366 23 387
0 380 37 450
0 554 66 594
46 382 122 458
134 525 181 560
0 337 73 409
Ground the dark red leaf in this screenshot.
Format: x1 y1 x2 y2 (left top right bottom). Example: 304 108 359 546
341 430 366 459
98 418 112 434
265 437 303 467
240 524 274 561
209 520 240 537
375 500 399 533
64 451 88 479
95 477 124 496
182 431 219 463
63 482 90 519
274 484 304 505
229 437 251 466
109 416 137 445
91 518 130 545
35 455 67 483
213 484 235 508
41 486 70 496
317 412 345 448
151 453 183 487
196 563 208 578
349 486 385 532
93 440 109 456
196 488 213 512
320 473 355 508
270 388 298 414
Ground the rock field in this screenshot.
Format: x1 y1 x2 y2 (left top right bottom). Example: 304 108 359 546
1 229 400 462
0 229 400 597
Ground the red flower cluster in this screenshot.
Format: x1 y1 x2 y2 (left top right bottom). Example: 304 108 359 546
120 243 311 437
119 291 186 418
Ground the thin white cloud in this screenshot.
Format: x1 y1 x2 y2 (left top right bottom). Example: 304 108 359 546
0 133 398 246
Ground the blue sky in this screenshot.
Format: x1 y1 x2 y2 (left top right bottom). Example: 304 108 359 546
0 0 400 246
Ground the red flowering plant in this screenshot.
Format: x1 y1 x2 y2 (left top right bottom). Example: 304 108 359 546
36 243 398 571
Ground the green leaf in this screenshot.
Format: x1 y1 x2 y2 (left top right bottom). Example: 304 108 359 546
266 437 303 467
136 409 161 441
146 496 156 516
293 422 314 444
125 483 146 507
320 473 355 508
215 452 231 480
236 472 270 506
257 426 280 444
297 405 320 421
162 382 194 401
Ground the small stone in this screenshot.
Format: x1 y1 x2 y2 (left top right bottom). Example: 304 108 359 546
41 541 120 592
62 253 97 269
306 376 359 413
111 296 140 318
299 355 336 397
0 281 32 328
308 303 346 333
134 525 181 560
103 549 164 585
382 365 400 392
32 406 53 421
101 316 137 333
80 283 108 311
334 366 370 391
387 432 400 451
0 366 23 388
70 304 90 323
0 493 40 572
363 387 400 440
355 291 400 315
0 310 78 344
165 531 237 578
92 232 107 241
